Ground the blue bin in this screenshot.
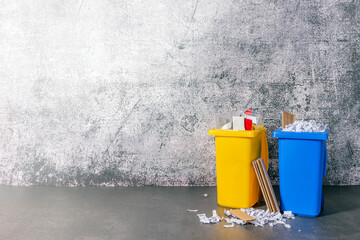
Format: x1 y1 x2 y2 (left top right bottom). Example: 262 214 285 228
272 129 329 217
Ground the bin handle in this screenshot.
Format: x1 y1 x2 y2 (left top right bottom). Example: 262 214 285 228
323 143 327 178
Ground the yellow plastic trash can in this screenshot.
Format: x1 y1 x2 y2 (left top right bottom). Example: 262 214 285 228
208 127 268 208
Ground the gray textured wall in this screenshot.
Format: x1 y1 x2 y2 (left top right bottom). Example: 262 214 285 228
0 0 359 186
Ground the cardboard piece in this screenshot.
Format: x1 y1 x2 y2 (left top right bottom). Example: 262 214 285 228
259 159 280 212
252 158 273 211
230 209 255 223
252 161 272 212
252 158 280 213
233 116 245 130
282 111 296 128
258 160 277 212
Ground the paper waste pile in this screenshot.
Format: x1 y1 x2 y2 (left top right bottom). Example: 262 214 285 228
283 120 327 132
196 208 295 229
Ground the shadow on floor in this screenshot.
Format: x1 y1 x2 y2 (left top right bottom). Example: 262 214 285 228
269 185 360 217
318 186 360 217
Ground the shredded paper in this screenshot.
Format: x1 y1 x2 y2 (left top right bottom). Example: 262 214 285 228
283 120 327 132
197 210 222 224
197 208 295 229
187 209 198 212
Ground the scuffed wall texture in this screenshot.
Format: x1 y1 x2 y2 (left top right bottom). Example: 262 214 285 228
0 0 359 186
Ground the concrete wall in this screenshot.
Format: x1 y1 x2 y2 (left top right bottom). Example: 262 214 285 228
0 0 359 186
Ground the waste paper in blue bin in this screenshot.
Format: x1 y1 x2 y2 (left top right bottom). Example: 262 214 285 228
272 129 329 217
283 120 327 132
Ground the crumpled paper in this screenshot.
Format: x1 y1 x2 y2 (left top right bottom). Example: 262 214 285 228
283 120 327 132
197 210 222 224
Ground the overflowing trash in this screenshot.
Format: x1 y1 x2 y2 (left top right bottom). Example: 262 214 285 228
216 108 263 131
225 208 294 228
281 111 327 132
273 112 329 217
209 109 269 211
283 120 327 132
194 208 295 229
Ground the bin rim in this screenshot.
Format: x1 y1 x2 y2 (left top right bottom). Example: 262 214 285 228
208 127 266 138
272 129 329 140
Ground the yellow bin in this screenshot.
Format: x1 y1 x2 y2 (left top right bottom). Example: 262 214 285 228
208 127 268 208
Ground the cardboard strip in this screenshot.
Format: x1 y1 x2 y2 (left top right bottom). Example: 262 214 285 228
252 161 266 206
253 159 272 212
259 159 280 212
252 158 280 213
230 209 255 223
252 161 266 208
282 111 296 128
256 160 276 212
252 161 273 212
258 159 280 212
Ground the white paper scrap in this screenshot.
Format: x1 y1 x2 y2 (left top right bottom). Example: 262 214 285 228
197 210 222 224
197 214 210 224
187 209 198 212
224 223 234 228
224 210 231 216
203 194 208 198
283 211 295 219
210 210 222 223
231 218 245 225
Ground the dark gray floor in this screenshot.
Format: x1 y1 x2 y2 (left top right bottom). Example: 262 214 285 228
0 185 359 240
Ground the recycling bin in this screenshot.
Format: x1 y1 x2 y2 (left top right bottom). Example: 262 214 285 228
209 127 268 208
272 129 329 217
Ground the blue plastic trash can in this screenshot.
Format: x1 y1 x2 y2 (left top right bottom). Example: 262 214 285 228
272 129 329 217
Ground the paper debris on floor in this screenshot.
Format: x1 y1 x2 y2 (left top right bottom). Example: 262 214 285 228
197 213 211 224
225 217 245 225
210 210 222 223
223 223 234 228
202 193 208 198
196 208 295 229
187 209 198 212
197 210 222 224
283 211 295 219
269 220 291 228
